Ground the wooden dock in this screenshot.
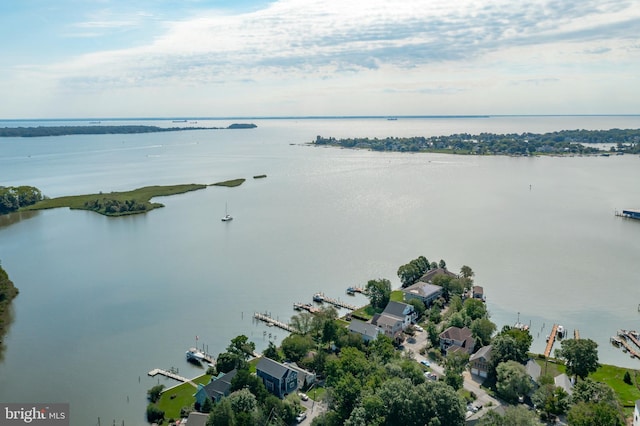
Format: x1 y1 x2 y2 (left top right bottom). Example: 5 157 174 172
346 286 368 296
293 302 319 314
148 369 197 389
544 324 558 358
574 329 580 340
615 332 640 359
313 292 356 311
253 312 295 333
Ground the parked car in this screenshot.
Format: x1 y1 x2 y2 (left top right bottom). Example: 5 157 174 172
298 392 309 401
296 412 307 423
415 325 424 332
420 359 430 367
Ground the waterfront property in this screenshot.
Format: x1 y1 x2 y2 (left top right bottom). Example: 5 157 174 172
372 312 404 342
194 369 237 406
256 357 298 398
402 282 443 306
348 319 383 342
469 345 492 378
419 267 458 283
439 326 475 355
381 301 417 329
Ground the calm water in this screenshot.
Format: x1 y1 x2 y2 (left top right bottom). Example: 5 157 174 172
1 116 640 425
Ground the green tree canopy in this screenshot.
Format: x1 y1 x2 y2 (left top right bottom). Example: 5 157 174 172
366 278 392 310
496 360 533 403
556 338 599 380
477 405 542 426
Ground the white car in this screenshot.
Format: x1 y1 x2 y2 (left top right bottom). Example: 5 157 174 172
296 412 307 423
415 325 424 332
298 392 309 401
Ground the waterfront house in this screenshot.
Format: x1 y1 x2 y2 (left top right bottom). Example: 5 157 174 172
382 301 416 328
348 319 383 342
525 359 541 384
402 282 443 307
283 362 316 390
194 369 237 406
439 326 474 355
419 267 458 283
554 373 573 395
372 313 404 342
185 412 208 426
256 357 298 398
472 286 484 300
469 345 492 378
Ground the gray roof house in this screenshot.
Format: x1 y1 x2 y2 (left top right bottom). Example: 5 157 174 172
185 412 208 426
470 345 492 378
439 326 475 355
402 282 443 306
372 313 404 341
194 368 237 406
256 357 298 398
348 319 383 342
554 373 573 395
284 362 316 390
419 267 458 283
382 301 416 329
525 359 541 383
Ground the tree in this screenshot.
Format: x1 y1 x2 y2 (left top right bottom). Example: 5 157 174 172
438 259 447 269
291 311 315 334
477 405 542 426
556 338 598 380
227 335 256 360
146 404 164 423
147 384 164 403
207 397 235 426
496 360 532 403
470 318 496 347
531 383 569 417
443 351 468 391
462 298 487 321
281 333 314 362
263 341 282 362
201 396 213 413
490 327 532 373
366 278 391 310
407 298 426 319
459 265 474 280
217 351 245 373
368 334 396 364
567 401 625 426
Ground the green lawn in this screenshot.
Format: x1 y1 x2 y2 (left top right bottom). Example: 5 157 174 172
591 364 640 410
155 374 210 421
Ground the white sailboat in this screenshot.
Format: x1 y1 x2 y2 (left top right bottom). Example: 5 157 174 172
221 203 233 221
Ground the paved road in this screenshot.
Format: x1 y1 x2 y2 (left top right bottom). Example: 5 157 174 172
298 393 327 425
403 329 502 421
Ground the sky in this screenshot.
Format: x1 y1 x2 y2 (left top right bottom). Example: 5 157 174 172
1 0 639 118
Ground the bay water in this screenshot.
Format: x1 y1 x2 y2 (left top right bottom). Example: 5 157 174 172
1 116 640 425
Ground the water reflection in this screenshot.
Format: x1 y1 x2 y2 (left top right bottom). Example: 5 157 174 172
0 210 39 229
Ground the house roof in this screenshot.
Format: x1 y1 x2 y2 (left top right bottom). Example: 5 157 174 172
373 313 403 328
419 268 458 283
554 373 573 395
525 359 541 382
402 282 443 299
203 368 237 399
439 326 472 341
186 412 208 426
257 357 293 379
383 301 413 319
470 345 492 362
349 319 381 337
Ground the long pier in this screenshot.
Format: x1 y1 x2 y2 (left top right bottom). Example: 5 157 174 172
313 292 357 311
574 329 580 340
148 369 197 389
615 332 640 359
253 312 295 333
544 324 558 358
293 302 319 314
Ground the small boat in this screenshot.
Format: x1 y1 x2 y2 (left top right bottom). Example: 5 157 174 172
313 292 324 303
221 203 233 222
557 325 566 339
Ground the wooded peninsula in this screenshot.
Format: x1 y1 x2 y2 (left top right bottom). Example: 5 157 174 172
313 128 640 155
0 123 257 137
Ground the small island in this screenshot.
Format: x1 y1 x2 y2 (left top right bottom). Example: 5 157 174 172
0 123 257 137
1 178 248 218
313 128 640 155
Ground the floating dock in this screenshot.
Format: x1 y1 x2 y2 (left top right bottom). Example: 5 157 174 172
313 292 357 310
294 302 319 314
346 286 368 296
253 312 295 333
544 324 558 358
615 331 640 359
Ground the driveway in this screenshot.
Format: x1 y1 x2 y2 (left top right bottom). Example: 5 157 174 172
298 393 327 425
402 329 502 421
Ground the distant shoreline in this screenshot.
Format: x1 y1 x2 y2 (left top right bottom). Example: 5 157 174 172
0 123 257 137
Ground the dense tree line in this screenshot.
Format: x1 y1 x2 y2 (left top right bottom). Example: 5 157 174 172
0 123 256 137
0 262 19 359
0 186 44 214
83 198 148 215
314 128 640 155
